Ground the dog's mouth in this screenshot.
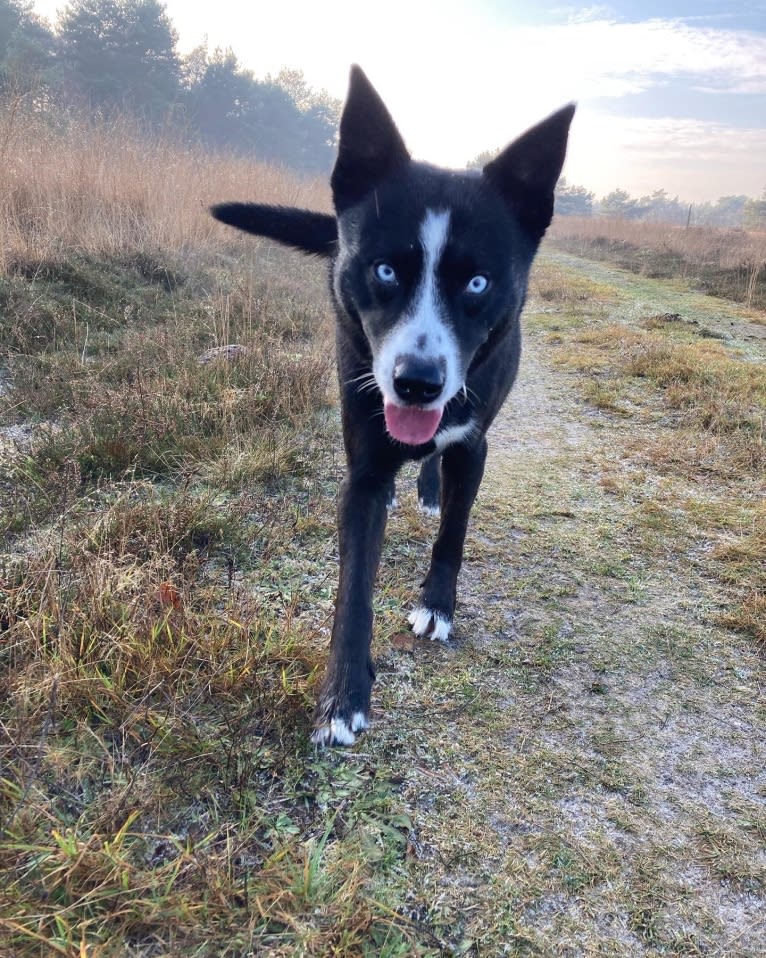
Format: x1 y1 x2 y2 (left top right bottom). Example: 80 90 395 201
384 401 443 445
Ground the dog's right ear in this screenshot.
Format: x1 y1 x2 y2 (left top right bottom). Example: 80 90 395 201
331 65 410 213
210 203 338 257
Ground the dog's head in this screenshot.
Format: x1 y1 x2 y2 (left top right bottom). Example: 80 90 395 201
212 66 574 446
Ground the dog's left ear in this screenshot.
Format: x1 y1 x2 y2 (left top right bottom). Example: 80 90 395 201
331 65 410 213
483 103 576 242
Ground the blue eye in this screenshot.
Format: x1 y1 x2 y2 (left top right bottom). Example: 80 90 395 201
374 262 397 284
466 275 489 294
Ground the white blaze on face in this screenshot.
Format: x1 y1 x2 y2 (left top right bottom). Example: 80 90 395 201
373 208 462 410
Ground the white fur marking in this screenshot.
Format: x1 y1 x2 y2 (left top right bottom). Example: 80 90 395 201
311 718 356 747
351 712 369 732
408 605 453 642
434 419 476 452
373 209 462 410
311 712 369 746
418 500 441 517
429 615 453 642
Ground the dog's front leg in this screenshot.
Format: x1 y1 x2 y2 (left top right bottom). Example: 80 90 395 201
416 454 441 515
311 470 391 746
409 438 488 641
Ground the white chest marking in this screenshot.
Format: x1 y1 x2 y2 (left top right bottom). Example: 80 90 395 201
434 419 477 452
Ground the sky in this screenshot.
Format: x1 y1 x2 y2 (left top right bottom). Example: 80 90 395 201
30 0 766 202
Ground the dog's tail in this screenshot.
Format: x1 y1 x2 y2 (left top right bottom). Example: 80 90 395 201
210 203 337 257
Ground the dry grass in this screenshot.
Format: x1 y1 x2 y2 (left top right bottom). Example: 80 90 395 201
1 489 422 956
712 507 766 642
529 262 620 317
0 263 333 535
533 252 766 647
549 216 766 310
551 216 766 272
0 93 329 269
552 324 766 471
0 100 438 957
0 96 335 535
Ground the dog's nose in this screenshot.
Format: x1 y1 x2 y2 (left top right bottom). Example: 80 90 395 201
393 358 445 404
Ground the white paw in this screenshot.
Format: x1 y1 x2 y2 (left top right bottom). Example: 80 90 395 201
311 712 369 747
408 605 452 641
417 499 440 517
387 496 399 513
350 711 369 732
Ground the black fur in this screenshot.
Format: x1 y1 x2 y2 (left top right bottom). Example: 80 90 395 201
210 203 337 256
211 66 574 745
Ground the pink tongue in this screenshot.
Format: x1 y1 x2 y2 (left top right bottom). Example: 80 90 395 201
384 402 442 445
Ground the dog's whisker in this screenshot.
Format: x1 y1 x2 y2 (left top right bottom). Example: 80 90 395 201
347 372 381 397
346 371 376 385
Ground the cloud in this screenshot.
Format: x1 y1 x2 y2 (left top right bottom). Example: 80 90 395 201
519 18 766 100
375 16 765 172
566 112 766 200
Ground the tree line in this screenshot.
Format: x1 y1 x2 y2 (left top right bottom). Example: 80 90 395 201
0 0 340 173
556 181 766 230
470 157 765 232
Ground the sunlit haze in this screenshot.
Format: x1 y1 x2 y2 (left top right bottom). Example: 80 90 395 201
31 0 766 202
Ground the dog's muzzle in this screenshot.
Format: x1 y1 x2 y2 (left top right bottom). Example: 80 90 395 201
383 355 446 445
392 356 445 405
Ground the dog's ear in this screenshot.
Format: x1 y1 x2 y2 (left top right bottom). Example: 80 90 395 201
331 65 410 213
210 203 338 257
483 104 576 242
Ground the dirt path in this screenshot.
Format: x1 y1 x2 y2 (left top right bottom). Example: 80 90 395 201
374 253 766 956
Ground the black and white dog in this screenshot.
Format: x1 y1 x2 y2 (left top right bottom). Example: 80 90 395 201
212 67 574 746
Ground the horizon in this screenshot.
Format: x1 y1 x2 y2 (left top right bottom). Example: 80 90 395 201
29 0 766 204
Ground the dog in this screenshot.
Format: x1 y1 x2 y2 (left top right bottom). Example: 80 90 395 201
211 66 574 746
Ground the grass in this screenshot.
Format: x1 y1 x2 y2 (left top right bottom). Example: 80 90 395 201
0 264 331 549
2 98 766 955
549 215 766 311
1 396 425 955
531 250 765 648
0 93 329 270
550 323 766 468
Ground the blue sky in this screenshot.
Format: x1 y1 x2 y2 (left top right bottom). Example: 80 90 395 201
500 1 764 30
31 1 766 202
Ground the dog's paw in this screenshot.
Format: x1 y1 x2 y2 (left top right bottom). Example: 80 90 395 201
312 657 374 746
417 498 440 518
311 710 369 747
385 480 398 513
408 605 452 641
